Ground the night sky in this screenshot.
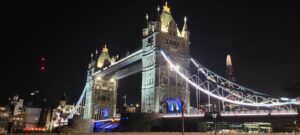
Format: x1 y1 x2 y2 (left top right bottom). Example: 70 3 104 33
1 1 299 107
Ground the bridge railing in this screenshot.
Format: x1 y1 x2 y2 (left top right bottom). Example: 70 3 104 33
163 109 298 118
160 50 300 108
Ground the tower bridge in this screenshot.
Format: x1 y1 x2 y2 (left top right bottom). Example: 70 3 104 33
63 2 299 130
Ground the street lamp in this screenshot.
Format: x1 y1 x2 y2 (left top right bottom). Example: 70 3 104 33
212 110 218 135
181 99 184 135
30 90 39 106
294 119 297 135
136 104 139 113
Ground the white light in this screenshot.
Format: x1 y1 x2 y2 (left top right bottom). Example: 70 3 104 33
110 78 115 83
280 97 290 101
160 50 299 107
163 113 205 118
190 58 200 68
221 112 269 117
163 111 298 118
96 76 102 81
169 64 180 71
271 112 298 116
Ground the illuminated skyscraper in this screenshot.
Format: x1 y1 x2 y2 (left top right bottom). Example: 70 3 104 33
226 54 235 82
225 54 238 111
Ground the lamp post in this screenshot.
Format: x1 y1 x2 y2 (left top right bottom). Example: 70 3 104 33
294 119 297 135
136 104 139 113
30 90 39 106
212 110 217 135
181 99 184 135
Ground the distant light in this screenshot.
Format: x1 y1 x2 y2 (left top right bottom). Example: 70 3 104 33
41 57 46 61
41 66 45 71
30 93 35 96
280 97 290 101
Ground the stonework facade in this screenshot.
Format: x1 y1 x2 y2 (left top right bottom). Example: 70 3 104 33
84 47 118 120
83 3 191 119
141 3 191 113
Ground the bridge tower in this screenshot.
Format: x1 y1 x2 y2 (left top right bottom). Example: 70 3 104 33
83 46 118 120
141 3 191 113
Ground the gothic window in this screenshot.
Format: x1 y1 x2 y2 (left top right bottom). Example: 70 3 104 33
147 37 153 46
170 77 176 85
177 81 181 87
101 96 106 101
162 77 168 84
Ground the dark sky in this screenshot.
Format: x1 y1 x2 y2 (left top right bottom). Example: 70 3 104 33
1 1 299 107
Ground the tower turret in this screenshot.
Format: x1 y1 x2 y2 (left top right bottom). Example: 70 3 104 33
97 45 111 68
87 51 97 78
182 16 190 41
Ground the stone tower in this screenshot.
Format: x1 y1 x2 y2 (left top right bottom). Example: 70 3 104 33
141 3 191 113
84 46 118 120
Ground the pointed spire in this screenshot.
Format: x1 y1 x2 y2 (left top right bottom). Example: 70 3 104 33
157 5 161 21
102 44 108 53
163 2 170 13
60 92 67 101
145 13 149 27
145 13 149 21
226 54 232 66
157 5 160 13
183 16 188 31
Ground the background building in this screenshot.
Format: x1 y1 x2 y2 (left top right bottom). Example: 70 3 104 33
0 106 10 134
24 107 42 128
